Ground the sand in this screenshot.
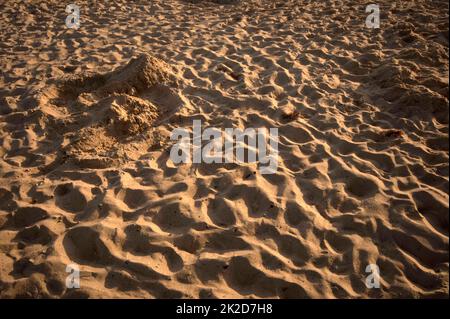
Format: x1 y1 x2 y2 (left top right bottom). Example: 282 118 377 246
0 0 448 298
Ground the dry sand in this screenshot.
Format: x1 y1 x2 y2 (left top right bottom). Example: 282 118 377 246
0 0 448 298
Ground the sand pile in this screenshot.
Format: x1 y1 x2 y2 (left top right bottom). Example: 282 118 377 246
101 94 159 136
38 53 179 166
62 53 178 97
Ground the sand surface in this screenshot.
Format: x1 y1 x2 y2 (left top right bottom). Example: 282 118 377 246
0 0 448 298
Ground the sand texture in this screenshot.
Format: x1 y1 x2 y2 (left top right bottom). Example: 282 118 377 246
0 0 448 298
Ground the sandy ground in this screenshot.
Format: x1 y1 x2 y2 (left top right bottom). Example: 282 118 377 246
0 0 448 298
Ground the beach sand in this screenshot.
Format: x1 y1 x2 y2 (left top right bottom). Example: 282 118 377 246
0 0 448 298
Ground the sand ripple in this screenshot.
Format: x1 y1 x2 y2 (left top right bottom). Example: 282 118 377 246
0 0 448 298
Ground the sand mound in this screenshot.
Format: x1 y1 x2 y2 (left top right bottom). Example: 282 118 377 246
100 94 159 136
62 53 178 97
35 53 180 166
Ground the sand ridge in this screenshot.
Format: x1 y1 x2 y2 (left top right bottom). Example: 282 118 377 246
0 0 448 298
